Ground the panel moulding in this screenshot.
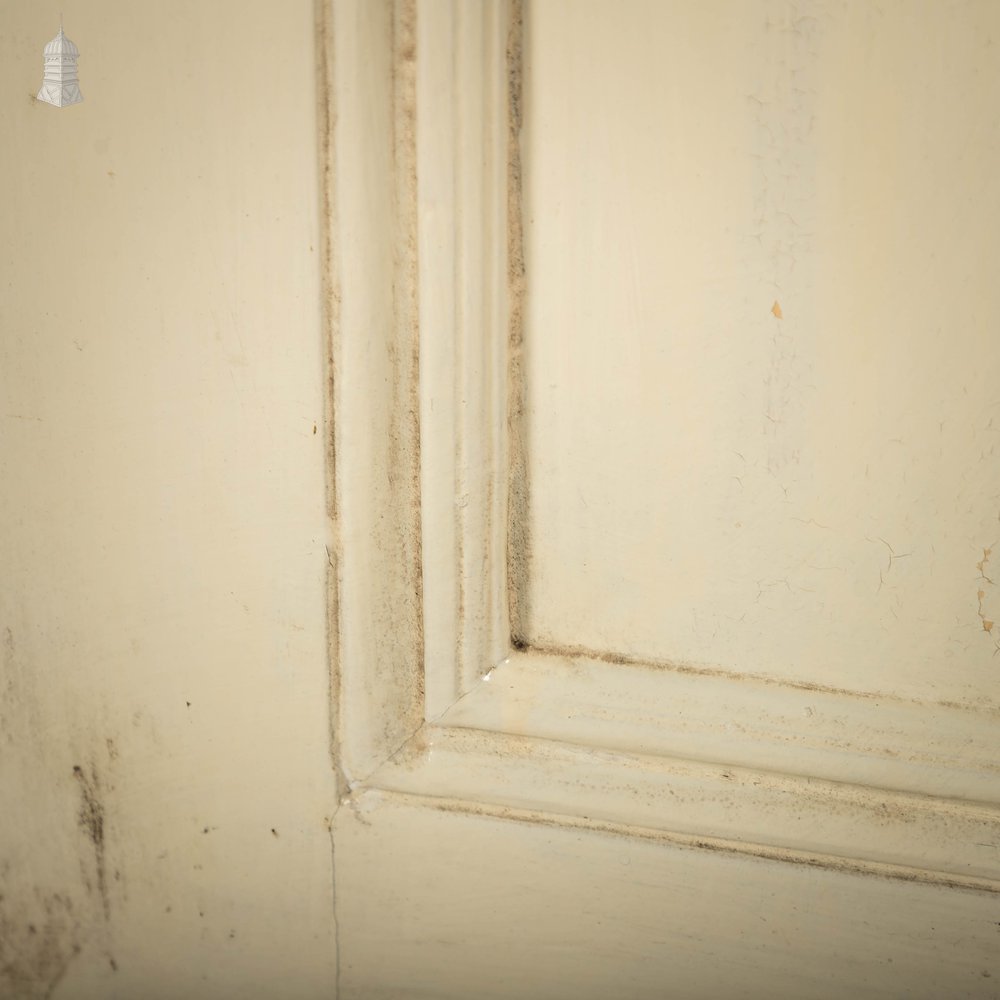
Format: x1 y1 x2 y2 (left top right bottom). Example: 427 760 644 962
331 0 1000 888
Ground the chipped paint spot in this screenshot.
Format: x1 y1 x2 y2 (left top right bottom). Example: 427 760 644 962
977 546 995 585
975 544 1000 655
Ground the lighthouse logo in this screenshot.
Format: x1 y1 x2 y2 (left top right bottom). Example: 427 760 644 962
37 22 83 108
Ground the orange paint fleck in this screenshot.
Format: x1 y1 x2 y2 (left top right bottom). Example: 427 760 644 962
771 300 783 319
984 620 994 633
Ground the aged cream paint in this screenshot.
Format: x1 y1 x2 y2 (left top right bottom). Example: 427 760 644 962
0 3 336 997
3 2 998 999
332 2 1000 998
336 796 1000 1000
523 0 1000 706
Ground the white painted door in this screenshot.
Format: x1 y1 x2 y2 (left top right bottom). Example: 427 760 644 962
329 2 1000 997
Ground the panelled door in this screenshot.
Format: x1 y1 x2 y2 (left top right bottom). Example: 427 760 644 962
326 2 1000 997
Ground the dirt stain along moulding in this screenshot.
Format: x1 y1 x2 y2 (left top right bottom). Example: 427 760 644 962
37 22 83 108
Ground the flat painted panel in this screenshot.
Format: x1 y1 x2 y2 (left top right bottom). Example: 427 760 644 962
0 4 336 997
522 0 1000 705
336 793 1000 1000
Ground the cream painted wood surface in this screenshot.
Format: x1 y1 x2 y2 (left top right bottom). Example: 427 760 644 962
4 2 999 999
1 4 336 998
336 796 1000 1000
330 1 1000 998
522 0 1000 704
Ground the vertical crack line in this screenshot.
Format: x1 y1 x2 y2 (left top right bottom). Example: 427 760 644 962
330 817 342 1000
315 5 345 994
392 0 426 719
314 0 343 791
453 0 467 701
505 0 529 645
397 0 424 695
976 542 1000 655
487 0 508 663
